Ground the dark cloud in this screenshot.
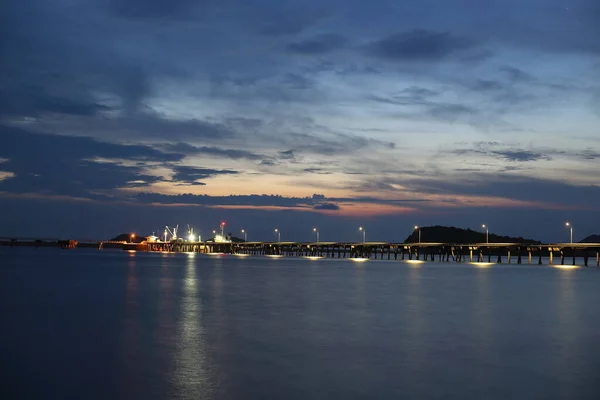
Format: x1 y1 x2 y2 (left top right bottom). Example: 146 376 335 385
405 174 600 209
135 193 328 208
0 126 184 198
366 30 478 62
490 150 551 162
0 85 110 118
287 34 347 54
303 168 333 175
279 149 296 159
170 166 239 185
313 203 340 210
162 143 263 160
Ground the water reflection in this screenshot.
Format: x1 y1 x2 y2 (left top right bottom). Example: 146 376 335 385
121 257 140 398
172 254 210 399
555 269 578 399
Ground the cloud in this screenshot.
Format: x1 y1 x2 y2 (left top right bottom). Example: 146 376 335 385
170 166 239 185
365 30 478 62
313 202 340 210
287 34 347 54
404 174 600 210
490 150 551 162
0 126 181 198
162 143 263 160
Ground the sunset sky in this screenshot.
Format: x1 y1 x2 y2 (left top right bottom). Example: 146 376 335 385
1 0 599 242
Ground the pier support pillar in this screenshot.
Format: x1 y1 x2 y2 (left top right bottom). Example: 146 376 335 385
528 251 532 264
573 251 576 266
507 250 511 264
597 252 599 267
584 255 589 267
549 251 553 265
469 249 473 262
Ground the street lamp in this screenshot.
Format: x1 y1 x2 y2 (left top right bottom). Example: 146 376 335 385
241 229 247 242
414 226 421 243
359 226 366 243
130 233 135 243
313 228 319 243
274 228 281 243
482 224 489 244
565 222 573 244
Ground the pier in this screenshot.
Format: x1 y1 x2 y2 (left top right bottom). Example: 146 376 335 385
3 237 599 266
145 240 600 266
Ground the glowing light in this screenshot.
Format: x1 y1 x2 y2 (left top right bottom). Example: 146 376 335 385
305 256 323 260
351 258 369 262
553 264 578 270
234 254 250 257
188 234 196 242
405 260 424 264
267 255 284 258
471 262 494 267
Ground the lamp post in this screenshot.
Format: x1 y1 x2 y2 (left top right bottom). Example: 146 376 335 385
130 233 135 243
313 228 319 243
359 226 366 243
414 226 421 243
565 222 573 244
482 224 489 244
275 228 280 243
163 229 168 242
241 229 247 242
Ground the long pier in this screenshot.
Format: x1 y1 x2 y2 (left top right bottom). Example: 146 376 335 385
3 238 599 266
145 241 600 267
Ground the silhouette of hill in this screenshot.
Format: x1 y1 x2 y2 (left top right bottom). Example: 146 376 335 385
404 225 541 244
580 234 600 243
109 233 145 243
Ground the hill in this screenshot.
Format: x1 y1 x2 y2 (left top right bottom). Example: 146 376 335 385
404 225 541 244
109 233 145 243
580 234 600 243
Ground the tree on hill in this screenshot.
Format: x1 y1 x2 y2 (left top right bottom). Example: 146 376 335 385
109 233 145 243
580 234 600 243
404 225 540 244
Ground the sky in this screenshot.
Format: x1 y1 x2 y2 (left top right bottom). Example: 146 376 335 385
1 0 599 242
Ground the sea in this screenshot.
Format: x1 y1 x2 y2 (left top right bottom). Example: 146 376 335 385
1 247 599 400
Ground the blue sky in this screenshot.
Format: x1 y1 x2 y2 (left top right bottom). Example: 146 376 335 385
1 0 599 242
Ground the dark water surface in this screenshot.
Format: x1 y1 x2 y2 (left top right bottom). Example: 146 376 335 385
1 248 599 399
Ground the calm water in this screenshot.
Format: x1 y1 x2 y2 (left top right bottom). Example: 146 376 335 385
1 248 599 400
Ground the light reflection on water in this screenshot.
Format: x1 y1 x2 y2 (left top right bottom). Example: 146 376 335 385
1 248 599 400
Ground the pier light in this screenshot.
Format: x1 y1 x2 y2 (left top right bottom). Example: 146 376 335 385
482 224 489 244
274 228 280 243
241 229 247 242
313 228 319 243
565 222 573 244
188 233 195 242
130 233 135 243
359 226 366 243
414 226 421 243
